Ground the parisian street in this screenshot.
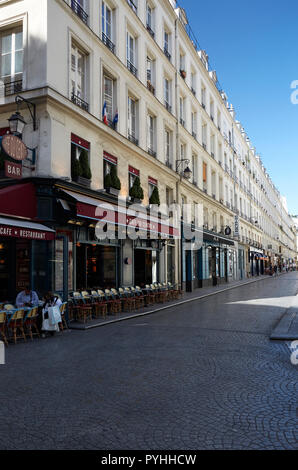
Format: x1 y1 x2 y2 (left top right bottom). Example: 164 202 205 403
0 273 297 450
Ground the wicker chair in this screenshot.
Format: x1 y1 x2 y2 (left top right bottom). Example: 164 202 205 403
0 311 8 346
24 306 40 340
72 292 92 323
130 286 145 308
8 309 26 344
59 302 68 331
118 288 134 312
105 289 122 315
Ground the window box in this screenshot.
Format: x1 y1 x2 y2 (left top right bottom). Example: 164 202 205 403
76 175 91 188
105 186 120 196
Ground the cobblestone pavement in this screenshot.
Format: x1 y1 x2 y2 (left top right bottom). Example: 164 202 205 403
0 273 298 450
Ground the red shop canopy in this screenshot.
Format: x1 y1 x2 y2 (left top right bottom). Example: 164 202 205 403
0 183 37 219
61 189 179 237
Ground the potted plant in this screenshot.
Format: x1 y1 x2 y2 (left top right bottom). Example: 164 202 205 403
149 186 160 206
77 149 92 187
105 164 121 196
180 69 186 79
129 176 144 203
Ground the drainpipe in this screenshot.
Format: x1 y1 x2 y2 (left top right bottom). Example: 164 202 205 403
174 17 182 289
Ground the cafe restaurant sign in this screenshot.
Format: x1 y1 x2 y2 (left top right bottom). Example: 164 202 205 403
2 134 28 161
0 225 54 240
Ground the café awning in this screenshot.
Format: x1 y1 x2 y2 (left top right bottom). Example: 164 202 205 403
60 189 179 237
0 183 37 219
0 216 55 240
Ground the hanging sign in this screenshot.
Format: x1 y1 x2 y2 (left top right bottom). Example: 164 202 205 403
2 134 28 161
5 160 22 179
234 215 239 236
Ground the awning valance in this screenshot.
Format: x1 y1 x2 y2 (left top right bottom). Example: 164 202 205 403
0 216 55 240
60 189 179 237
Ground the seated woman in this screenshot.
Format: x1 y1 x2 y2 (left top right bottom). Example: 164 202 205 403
41 292 62 338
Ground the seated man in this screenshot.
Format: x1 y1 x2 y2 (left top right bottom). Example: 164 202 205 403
16 286 39 308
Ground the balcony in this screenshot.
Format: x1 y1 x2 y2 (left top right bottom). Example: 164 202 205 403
148 148 157 158
211 152 215 159
191 87 196 96
164 48 171 61
127 0 137 14
102 33 115 54
192 131 197 140
71 0 88 24
127 60 138 77
202 142 206 151
180 118 185 127
147 81 155 95
128 132 138 146
165 159 173 169
146 24 155 39
71 92 89 112
2 79 22 97
164 101 172 113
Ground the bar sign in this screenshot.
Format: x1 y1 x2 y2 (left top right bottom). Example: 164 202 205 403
5 160 22 179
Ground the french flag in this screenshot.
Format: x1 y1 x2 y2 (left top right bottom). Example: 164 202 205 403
113 109 118 128
102 101 108 125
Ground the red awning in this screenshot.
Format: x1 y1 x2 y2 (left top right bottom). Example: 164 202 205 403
0 183 37 219
0 216 55 240
61 189 180 237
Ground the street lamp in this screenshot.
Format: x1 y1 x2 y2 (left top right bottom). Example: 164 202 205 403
8 95 37 135
176 159 192 180
8 111 26 136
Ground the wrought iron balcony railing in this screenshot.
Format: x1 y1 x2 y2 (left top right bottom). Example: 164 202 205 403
146 24 155 39
127 0 137 14
148 148 157 158
71 92 89 111
127 60 138 77
164 48 171 61
102 32 115 54
2 79 22 97
128 132 138 146
71 0 88 24
165 101 172 113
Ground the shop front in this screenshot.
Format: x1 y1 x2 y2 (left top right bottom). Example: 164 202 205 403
0 215 55 302
56 185 179 292
249 247 264 276
183 226 235 291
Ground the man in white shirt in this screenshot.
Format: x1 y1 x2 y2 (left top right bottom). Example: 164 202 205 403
16 287 39 308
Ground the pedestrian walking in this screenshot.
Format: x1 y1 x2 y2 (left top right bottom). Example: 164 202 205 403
274 265 278 277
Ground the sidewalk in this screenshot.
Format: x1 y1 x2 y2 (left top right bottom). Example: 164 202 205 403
70 273 284 331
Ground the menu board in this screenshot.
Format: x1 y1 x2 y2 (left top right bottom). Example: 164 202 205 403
16 241 30 290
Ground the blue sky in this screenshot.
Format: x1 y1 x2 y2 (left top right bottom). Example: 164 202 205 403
181 0 298 214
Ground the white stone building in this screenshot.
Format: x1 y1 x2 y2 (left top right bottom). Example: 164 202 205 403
0 0 296 299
